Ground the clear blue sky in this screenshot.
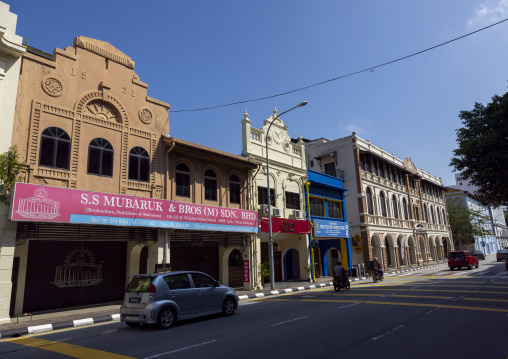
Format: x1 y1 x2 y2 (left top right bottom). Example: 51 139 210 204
10 0 508 186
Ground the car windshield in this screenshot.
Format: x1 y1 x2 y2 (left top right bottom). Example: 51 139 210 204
449 252 465 258
498 250 508 253
126 276 152 292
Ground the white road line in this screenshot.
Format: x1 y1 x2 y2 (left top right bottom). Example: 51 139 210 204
271 316 308 327
411 286 422 289
338 303 362 309
452 295 465 302
381 293 397 298
145 340 217 359
424 307 441 316
372 325 404 341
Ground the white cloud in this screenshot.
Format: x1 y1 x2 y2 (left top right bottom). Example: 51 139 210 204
468 0 508 26
339 117 371 137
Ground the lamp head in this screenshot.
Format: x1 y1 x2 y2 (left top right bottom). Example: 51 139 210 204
297 101 308 107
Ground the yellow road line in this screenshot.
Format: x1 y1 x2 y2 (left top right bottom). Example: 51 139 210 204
463 297 508 303
6 337 135 359
300 299 508 313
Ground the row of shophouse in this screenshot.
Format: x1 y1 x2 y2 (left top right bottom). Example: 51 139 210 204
0 2 456 323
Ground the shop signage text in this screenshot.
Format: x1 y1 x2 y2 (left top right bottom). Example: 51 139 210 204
11 183 259 233
243 260 250 283
260 217 311 234
313 219 349 238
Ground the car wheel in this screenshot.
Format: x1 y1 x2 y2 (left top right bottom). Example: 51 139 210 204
346 281 351 290
222 297 236 316
450 267 454 271
125 322 140 327
157 307 176 329
468 264 472 270
475 263 479 268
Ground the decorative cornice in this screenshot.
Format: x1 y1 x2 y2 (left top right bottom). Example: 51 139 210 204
74 36 134 69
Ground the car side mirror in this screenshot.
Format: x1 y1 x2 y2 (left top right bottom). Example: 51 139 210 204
214 280 220 287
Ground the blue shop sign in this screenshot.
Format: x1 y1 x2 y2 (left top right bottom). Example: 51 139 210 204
313 219 349 238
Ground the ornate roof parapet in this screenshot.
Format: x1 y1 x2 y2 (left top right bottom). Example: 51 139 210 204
74 36 135 69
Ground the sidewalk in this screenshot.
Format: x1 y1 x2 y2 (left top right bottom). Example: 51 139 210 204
0 262 447 339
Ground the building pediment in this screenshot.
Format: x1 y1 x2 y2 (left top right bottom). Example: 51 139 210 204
74 36 134 69
403 157 417 174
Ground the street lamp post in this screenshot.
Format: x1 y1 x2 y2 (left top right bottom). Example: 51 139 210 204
266 101 307 290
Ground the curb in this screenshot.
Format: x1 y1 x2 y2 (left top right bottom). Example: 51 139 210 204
238 282 334 300
0 314 120 339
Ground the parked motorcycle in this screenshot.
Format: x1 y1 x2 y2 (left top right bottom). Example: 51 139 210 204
333 275 350 292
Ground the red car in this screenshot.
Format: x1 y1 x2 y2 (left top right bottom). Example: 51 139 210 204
448 251 479 270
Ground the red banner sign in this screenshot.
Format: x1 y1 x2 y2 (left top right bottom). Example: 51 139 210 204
11 183 259 233
243 260 250 283
260 216 311 234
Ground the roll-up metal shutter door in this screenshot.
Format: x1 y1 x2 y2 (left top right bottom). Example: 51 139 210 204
23 240 126 313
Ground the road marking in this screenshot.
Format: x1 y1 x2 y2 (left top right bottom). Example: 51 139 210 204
300 299 508 313
424 308 441 316
338 303 362 309
8 337 135 358
381 293 397 298
463 297 508 303
145 340 217 359
271 316 308 327
452 295 465 302
372 325 404 340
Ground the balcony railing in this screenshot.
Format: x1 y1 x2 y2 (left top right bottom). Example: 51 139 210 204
324 169 345 179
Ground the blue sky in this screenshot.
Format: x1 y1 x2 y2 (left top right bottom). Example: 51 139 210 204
10 0 508 185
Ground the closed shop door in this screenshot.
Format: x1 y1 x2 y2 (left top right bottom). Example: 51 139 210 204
170 244 219 280
23 240 126 313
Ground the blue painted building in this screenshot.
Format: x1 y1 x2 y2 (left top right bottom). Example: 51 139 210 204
304 170 351 278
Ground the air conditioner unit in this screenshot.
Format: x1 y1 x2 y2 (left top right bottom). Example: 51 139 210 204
259 204 269 216
294 209 302 219
272 208 282 217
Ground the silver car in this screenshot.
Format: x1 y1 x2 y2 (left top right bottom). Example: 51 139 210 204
120 271 238 329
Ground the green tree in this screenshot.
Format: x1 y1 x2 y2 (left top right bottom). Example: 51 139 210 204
0 146 26 203
447 200 492 249
450 91 508 207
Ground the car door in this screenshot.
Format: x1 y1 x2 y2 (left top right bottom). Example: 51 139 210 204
190 273 222 312
163 273 197 315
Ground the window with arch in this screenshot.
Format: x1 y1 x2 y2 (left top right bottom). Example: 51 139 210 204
437 208 442 225
392 195 398 219
442 208 447 225
175 163 190 197
402 198 409 220
88 138 113 177
379 192 387 217
229 174 241 204
39 127 71 170
128 147 150 182
366 187 374 215
424 204 429 222
204 169 217 201
431 206 435 223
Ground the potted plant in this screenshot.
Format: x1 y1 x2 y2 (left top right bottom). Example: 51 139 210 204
303 264 312 282
259 261 270 288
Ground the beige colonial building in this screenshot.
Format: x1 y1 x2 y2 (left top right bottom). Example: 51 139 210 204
304 134 453 274
242 108 310 287
4 35 259 320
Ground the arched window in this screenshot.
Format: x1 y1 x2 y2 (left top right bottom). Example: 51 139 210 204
437 208 442 225
229 174 240 204
175 163 190 197
431 206 435 223
424 204 429 223
88 138 113 177
403 198 408 220
380 192 387 217
128 147 149 182
442 209 447 225
39 127 71 170
392 195 398 219
366 188 374 215
204 169 217 201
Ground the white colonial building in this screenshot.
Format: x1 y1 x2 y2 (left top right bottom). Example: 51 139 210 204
303 134 453 274
241 108 311 287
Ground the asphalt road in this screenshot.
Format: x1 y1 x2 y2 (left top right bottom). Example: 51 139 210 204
1 260 507 359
